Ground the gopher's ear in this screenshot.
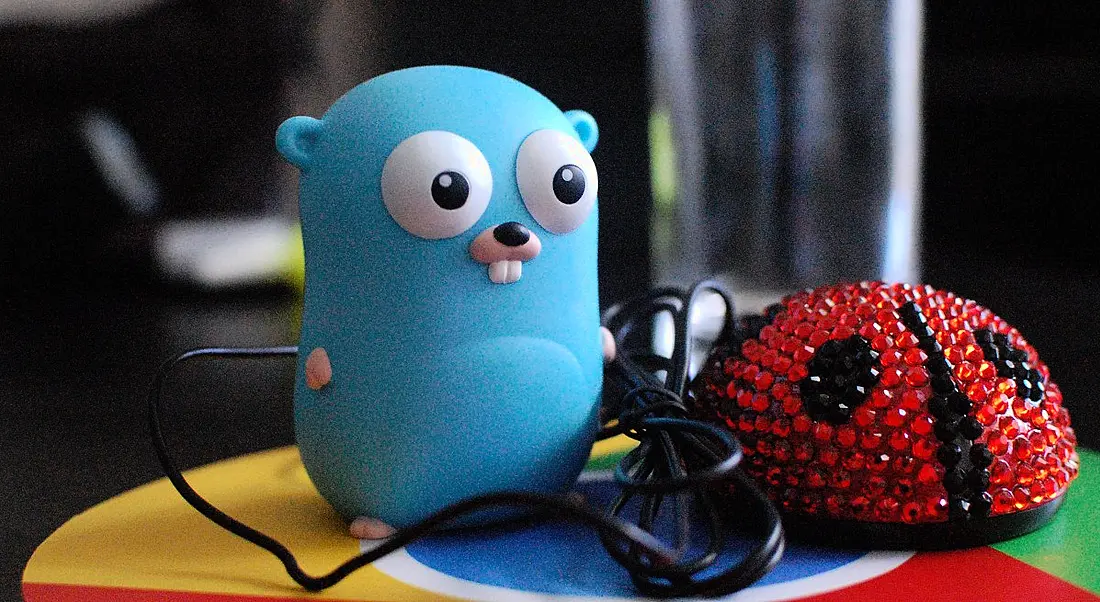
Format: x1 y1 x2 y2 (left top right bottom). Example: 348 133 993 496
564 110 598 153
276 116 324 169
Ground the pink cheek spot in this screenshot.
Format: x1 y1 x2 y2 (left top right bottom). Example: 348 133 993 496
305 347 332 390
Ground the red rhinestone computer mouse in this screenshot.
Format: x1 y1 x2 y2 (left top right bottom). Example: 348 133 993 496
690 282 1079 549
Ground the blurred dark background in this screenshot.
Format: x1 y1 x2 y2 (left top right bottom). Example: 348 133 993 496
2 1 1098 600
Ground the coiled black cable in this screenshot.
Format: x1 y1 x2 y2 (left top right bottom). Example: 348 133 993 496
148 280 784 597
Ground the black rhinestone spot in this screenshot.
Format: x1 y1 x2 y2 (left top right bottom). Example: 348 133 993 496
970 492 993 517
967 468 991 491
959 416 984 440
804 335 881 425
969 443 994 467
430 171 469 210
938 443 963 467
944 469 967 494
929 396 951 420
948 391 973 414
931 374 955 394
935 420 959 443
552 164 586 205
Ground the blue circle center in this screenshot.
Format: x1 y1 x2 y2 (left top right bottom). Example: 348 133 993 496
406 474 864 597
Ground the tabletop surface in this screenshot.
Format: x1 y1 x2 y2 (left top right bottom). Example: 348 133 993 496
3 255 1099 602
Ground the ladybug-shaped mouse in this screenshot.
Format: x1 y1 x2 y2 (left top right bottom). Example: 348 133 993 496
691 282 1079 548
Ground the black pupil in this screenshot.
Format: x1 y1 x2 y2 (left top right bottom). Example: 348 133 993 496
552 165 585 205
431 171 469 210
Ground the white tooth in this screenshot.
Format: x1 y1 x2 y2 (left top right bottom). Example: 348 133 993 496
507 260 522 283
489 260 508 284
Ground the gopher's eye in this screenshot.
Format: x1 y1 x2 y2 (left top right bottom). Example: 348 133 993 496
381 131 491 239
516 129 597 234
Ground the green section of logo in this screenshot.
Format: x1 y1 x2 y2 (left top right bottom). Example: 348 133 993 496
993 447 1099 593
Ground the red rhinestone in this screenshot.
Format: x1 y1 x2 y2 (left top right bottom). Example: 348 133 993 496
766 467 783 486
859 322 881 339
880 349 903 366
1013 436 1033 461
831 469 853 489
814 422 835 442
880 367 904 387
771 418 792 438
831 325 856 340
896 331 920 349
1015 462 1035 486
850 496 872 517
987 433 1009 455
837 426 857 447
772 382 791 400
901 389 926 411
860 431 884 450
963 343 984 362
741 339 763 360
738 413 756 432
794 322 815 339
989 392 1011 413
783 396 802 415
742 364 761 385
806 469 827 488
751 393 771 413
925 497 948 520
954 361 977 382
904 367 929 387
868 453 890 472
793 414 812 433
1054 469 1070 488
999 416 1021 438
967 381 992 403
759 349 778 368
912 414 934 436
870 389 894 410
736 389 754 408
875 497 901 521
917 462 943 485
976 405 997 426
913 438 936 460
856 303 876 318
885 407 908 427
819 446 840 466
795 441 815 462
773 355 793 373
889 430 911 451
992 488 1015 514
754 414 772 433
788 364 808 382
893 478 915 497
809 329 832 348
793 345 815 363
825 494 846 516
876 309 899 324
871 334 893 352
774 440 792 462
944 346 964 364
781 338 800 355
892 455 917 474
903 347 929 366
996 378 1017 397
1012 487 1030 510
977 361 997 380
756 439 772 456
754 371 775 391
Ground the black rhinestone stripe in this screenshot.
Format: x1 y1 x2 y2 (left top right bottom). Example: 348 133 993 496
975 329 1046 404
803 336 882 425
897 301 992 519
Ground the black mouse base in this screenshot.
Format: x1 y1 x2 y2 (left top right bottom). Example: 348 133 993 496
780 495 1065 550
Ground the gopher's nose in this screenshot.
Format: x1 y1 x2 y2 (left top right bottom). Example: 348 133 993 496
493 222 531 247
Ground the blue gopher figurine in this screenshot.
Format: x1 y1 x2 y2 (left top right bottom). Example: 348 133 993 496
276 66 608 538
